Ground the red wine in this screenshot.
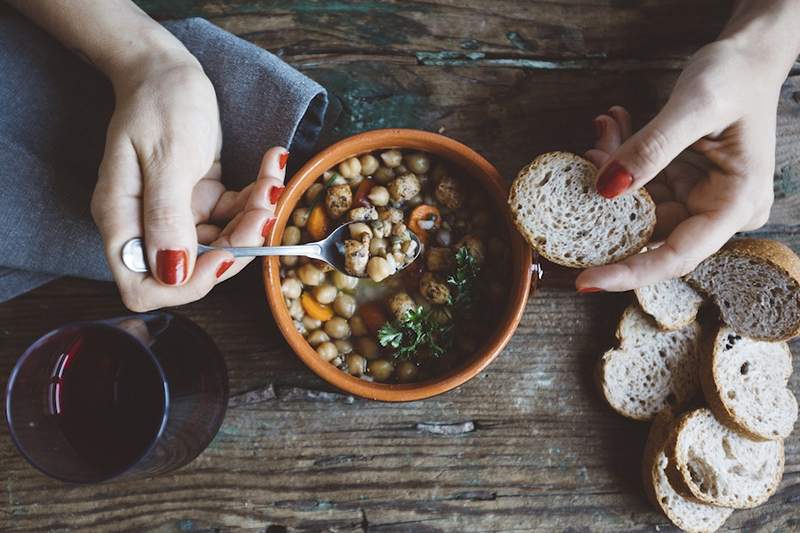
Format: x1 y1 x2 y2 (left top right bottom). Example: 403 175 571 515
49 326 165 477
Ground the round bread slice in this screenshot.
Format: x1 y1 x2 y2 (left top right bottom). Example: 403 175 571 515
643 409 732 533
597 305 701 421
508 152 656 268
635 277 704 331
701 326 797 441
686 238 800 341
666 408 784 509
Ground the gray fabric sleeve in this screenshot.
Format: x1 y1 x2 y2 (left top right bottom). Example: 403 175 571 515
0 15 329 302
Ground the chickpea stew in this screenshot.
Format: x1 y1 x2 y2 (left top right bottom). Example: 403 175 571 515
280 149 511 384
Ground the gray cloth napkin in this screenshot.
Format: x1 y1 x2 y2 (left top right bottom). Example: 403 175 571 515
0 15 329 302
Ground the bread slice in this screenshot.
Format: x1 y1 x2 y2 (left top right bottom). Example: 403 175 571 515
666 408 784 508
635 277 704 331
701 326 797 441
508 152 656 268
643 408 732 533
597 305 701 421
686 238 800 341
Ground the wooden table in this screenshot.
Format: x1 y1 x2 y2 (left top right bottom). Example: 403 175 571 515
2 1 799 530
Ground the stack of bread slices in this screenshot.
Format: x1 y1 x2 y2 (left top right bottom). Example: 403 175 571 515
510 152 799 532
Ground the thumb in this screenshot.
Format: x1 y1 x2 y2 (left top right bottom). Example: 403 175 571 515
595 97 711 199
142 160 199 286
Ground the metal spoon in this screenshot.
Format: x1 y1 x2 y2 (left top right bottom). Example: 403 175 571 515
120 221 423 278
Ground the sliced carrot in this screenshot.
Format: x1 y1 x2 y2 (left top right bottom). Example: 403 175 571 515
301 292 334 321
407 205 441 242
353 178 374 206
359 302 388 334
306 204 329 241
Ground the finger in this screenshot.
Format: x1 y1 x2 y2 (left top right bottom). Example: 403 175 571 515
592 114 622 155
257 146 290 212
653 201 689 240
584 148 611 168
211 208 274 282
192 177 226 224
576 209 737 291
608 106 632 140
209 182 256 223
197 223 222 244
595 96 716 199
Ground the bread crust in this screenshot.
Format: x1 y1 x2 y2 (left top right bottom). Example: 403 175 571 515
700 326 794 441
686 238 800 341
508 151 656 268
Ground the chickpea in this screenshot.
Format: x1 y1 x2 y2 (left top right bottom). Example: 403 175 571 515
369 237 388 256
305 183 324 204
384 253 398 273
404 152 431 174
286 268 298 278
359 154 380 176
313 283 337 305
373 166 395 184
401 239 417 256
281 255 299 267
370 219 392 239
435 175 465 209
367 256 395 282
367 185 390 206
282 226 302 246
332 271 359 291
333 292 357 318
334 339 353 355
288 298 304 320
392 222 409 237
302 315 322 330
324 317 351 339
298 263 325 286
325 184 353 219
293 320 308 337
380 207 403 224
281 278 303 299
426 247 454 272
350 316 368 336
346 353 368 376
368 359 394 381
332 356 343 367
348 206 378 222
419 272 451 304
292 207 309 228
391 251 405 266
355 337 380 359
307 329 330 347
396 361 419 382
338 157 362 180
349 173 364 188
349 222 373 240
388 173 421 202
380 149 402 168
317 341 338 362
388 292 415 320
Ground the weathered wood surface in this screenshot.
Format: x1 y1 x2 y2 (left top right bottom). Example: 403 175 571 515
3 1 800 531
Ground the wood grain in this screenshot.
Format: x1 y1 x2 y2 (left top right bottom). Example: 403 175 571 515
2 0 800 531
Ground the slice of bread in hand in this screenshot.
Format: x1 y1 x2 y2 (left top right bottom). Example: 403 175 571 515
598 305 701 421
635 277 704 330
701 326 797 441
687 238 800 341
666 407 784 508
643 408 732 533
509 152 656 268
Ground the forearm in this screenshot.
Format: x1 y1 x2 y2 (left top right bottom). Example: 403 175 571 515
720 0 800 84
6 0 198 86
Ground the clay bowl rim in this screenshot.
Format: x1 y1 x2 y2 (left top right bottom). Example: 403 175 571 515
263 128 533 402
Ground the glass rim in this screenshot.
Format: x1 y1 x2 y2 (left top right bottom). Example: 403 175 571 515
4 319 171 484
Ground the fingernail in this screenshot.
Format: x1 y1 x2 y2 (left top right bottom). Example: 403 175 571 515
216 260 234 278
577 287 604 294
596 161 633 199
593 118 604 139
262 217 276 238
279 152 289 170
156 249 188 285
269 185 285 205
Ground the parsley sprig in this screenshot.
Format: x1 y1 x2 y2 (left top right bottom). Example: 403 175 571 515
447 246 479 311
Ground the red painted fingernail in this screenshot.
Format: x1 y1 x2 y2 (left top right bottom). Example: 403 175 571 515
216 260 234 278
593 118 604 139
156 249 188 285
577 287 604 294
262 217 276 238
596 161 633 199
269 185 285 205
279 152 289 170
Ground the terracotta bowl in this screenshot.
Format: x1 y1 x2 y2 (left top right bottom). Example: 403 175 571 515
263 129 534 401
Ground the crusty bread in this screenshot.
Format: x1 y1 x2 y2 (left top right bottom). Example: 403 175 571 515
686 238 800 341
635 278 704 331
701 326 797 441
665 408 784 509
597 305 701 421
643 409 732 533
508 152 656 268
